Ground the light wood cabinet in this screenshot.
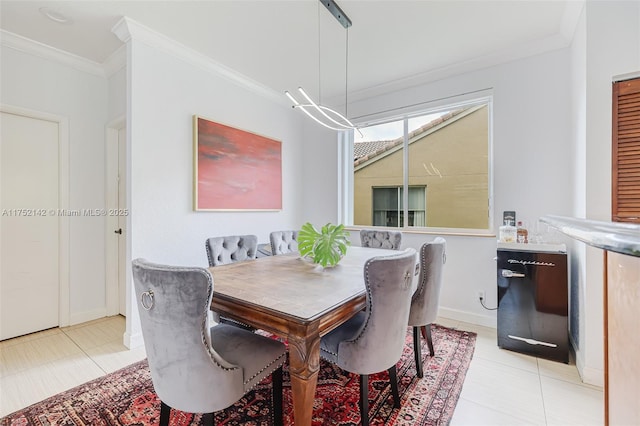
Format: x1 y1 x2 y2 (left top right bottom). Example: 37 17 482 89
540 215 640 426
605 251 640 425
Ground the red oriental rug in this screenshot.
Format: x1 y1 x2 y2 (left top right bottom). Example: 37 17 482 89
1 324 476 426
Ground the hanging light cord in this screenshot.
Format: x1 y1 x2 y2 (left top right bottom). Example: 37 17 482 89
284 0 360 135
345 27 349 120
318 1 322 105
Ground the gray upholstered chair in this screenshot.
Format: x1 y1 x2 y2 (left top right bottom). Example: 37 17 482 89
205 235 258 330
320 248 417 426
408 237 446 378
205 235 258 266
359 229 402 250
269 230 299 255
132 259 286 426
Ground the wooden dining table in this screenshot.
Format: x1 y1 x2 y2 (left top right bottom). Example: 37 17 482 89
208 246 397 426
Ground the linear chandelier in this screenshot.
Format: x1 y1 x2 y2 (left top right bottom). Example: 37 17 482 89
285 0 359 133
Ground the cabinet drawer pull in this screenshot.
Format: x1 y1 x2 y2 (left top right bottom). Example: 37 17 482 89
501 269 525 278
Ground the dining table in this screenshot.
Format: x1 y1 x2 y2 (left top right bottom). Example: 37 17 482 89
208 246 398 426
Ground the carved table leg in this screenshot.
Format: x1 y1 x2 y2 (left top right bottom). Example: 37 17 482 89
287 323 320 426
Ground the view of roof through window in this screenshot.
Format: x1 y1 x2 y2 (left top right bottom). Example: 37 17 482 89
354 112 448 143
354 111 450 164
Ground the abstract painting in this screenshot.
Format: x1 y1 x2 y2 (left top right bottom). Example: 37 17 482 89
194 116 282 211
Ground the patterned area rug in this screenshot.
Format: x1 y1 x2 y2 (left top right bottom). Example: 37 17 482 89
1 324 476 426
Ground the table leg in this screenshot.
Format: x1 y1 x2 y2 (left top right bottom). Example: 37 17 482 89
288 327 320 426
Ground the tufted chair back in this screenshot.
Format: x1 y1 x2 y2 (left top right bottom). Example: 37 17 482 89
330 248 417 373
407 237 446 377
359 229 402 250
205 235 258 267
319 248 417 426
408 237 446 327
269 230 299 255
132 258 286 424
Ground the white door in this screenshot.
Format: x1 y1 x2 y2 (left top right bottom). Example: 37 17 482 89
1 111 60 340
106 122 127 317
117 126 126 315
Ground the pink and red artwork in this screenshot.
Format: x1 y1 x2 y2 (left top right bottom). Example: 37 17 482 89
194 116 282 211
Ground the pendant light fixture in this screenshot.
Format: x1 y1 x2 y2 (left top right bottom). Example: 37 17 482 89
285 0 359 133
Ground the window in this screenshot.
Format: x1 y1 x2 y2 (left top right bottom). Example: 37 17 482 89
373 187 426 227
349 98 492 230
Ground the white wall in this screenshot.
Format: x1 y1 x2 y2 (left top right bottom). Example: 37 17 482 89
578 0 640 386
304 48 574 327
1 45 109 324
301 121 341 225
122 29 305 344
108 66 126 121
569 4 590 383
127 40 304 266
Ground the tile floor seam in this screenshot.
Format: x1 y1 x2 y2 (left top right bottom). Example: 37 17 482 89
540 374 604 392
457 394 546 425
60 329 108 375
1 334 84 378
0 328 62 349
472 354 540 374
537 372 592 387
536 359 550 426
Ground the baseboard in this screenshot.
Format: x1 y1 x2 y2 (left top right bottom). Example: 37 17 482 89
439 307 497 329
124 331 144 350
69 308 108 326
576 356 604 388
571 335 604 388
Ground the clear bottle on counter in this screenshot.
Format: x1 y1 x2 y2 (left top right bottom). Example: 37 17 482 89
517 221 528 243
499 220 517 242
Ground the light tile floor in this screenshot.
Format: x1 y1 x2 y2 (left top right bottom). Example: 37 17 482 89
444 318 604 426
0 316 603 425
0 315 146 417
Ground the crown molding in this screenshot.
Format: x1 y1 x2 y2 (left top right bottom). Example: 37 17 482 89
0 29 105 78
103 44 126 77
111 17 131 44
111 17 288 107
560 0 585 42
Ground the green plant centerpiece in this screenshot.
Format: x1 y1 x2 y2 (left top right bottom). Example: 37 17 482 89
298 222 351 268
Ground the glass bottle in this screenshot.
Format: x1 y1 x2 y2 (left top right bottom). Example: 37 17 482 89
517 221 528 243
499 220 517 242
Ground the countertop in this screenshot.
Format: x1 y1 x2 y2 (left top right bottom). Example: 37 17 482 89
540 215 640 257
497 242 567 253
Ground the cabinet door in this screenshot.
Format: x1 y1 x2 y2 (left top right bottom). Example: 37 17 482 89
606 252 640 425
612 78 640 224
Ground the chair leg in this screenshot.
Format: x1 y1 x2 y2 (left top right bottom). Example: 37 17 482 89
359 374 369 426
272 366 283 426
201 412 215 426
424 324 435 356
413 326 424 378
159 401 171 426
387 365 401 408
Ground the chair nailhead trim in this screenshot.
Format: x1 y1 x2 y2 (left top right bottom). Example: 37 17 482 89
343 261 374 345
320 347 338 358
412 247 428 300
243 352 286 388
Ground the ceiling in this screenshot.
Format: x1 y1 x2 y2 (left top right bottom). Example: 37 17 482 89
0 1 582 102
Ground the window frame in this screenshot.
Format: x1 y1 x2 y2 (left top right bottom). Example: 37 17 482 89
372 185 427 227
340 93 495 235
